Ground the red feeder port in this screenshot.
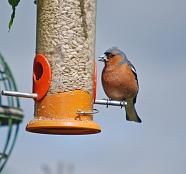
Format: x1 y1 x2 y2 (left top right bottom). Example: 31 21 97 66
33 54 51 101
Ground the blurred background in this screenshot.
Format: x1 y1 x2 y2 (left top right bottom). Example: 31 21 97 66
0 0 186 173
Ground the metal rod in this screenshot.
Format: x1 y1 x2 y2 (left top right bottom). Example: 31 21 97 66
1 90 37 99
1 90 126 107
94 99 127 107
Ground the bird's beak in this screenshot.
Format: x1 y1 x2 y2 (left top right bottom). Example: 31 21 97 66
98 54 107 62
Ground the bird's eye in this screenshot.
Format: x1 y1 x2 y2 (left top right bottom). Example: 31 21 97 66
104 52 114 59
108 53 114 58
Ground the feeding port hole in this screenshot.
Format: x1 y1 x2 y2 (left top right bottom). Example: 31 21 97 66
34 61 43 80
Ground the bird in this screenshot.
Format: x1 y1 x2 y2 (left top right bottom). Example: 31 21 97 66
98 47 141 123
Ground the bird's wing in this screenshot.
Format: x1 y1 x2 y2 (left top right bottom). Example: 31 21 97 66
127 60 139 104
127 60 138 81
133 95 137 104
118 58 138 82
127 60 136 74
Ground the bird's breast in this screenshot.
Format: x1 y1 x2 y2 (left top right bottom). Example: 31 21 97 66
101 64 138 100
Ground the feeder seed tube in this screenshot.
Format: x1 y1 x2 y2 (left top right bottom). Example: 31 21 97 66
36 0 96 94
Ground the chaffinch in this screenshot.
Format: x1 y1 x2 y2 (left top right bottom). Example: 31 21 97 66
99 47 141 123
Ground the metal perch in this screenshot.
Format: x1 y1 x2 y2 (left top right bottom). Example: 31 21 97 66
1 90 126 107
94 99 127 107
1 90 38 99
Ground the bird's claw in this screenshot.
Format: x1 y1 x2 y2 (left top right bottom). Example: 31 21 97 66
120 100 127 109
106 98 109 108
120 102 123 109
102 98 111 108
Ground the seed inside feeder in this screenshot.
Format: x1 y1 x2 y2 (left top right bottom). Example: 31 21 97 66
36 0 96 95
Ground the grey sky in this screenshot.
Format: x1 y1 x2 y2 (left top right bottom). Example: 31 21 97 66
0 0 186 174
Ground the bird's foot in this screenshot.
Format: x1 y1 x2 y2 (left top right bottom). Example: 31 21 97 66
102 98 112 108
120 100 127 109
106 98 112 108
120 102 123 109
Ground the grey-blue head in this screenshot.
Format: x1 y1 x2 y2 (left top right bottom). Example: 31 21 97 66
99 47 127 62
98 47 136 73
105 47 126 58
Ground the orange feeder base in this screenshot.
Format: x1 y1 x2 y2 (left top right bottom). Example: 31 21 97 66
26 90 101 135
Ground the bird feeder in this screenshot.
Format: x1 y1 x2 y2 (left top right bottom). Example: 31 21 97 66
3 0 101 135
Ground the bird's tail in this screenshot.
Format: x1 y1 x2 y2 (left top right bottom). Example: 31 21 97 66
125 99 141 123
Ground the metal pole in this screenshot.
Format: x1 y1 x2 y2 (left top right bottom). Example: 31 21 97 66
1 90 127 108
94 99 127 107
1 90 37 99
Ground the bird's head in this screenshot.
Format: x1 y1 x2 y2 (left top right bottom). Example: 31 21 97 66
98 47 127 66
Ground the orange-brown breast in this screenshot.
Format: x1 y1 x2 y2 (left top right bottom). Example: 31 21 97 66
102 63 138 101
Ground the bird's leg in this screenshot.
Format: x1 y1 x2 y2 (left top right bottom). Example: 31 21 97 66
101 98 111 108
106 98 112 108
120 102 123 109
106 98 109 108
120 100 127 109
